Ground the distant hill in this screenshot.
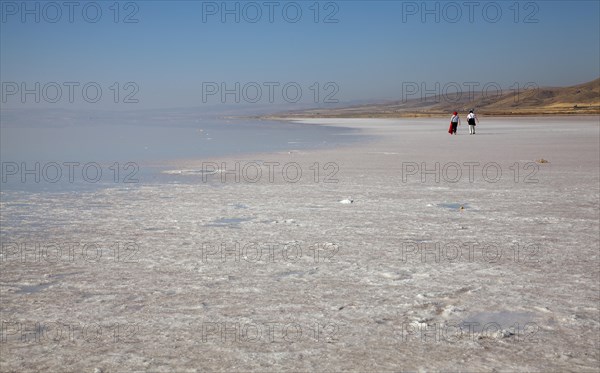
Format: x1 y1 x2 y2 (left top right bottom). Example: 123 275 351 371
265 78 600 118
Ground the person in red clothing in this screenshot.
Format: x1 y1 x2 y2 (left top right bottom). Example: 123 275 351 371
448 111 460 135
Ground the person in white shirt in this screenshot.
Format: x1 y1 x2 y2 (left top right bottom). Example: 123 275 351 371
467 110 479 135
449 111 460 135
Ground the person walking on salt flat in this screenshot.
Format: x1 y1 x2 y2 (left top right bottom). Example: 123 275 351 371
467 110 479 135
448 111 460 135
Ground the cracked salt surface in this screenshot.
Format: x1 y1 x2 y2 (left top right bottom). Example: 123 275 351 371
0 118 598 372
459 311 537 331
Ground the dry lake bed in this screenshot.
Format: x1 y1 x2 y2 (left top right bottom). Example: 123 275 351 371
1 117 599 372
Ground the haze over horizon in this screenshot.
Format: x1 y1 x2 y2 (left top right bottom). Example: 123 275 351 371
1 0 599 112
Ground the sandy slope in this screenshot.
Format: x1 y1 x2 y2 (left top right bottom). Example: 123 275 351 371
1 117 599 372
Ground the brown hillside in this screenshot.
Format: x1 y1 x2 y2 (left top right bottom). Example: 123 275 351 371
267 78 600 118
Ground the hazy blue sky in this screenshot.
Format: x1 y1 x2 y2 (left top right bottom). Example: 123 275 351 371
1 0 599 110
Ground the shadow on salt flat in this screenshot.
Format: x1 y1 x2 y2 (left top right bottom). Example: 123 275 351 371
47 272 84 280
206 217 254 228
274 269 318 280
438 203 470 210
275 270 305 279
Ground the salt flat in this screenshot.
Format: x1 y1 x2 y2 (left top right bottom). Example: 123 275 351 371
1 117 599 372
